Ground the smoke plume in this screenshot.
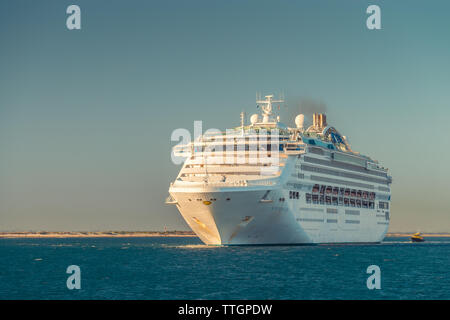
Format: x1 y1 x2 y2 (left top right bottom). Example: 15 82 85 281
280 96 328 127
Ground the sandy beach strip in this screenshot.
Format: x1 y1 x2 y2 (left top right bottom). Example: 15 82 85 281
1 232 449 239
0 232 197 238
387 233 450 237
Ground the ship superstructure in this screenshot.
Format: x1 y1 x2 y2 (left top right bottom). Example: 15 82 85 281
166 95 392 245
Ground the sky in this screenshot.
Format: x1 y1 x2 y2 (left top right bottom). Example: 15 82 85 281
1 0 450 232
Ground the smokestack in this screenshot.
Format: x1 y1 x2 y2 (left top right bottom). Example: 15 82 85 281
313 113 317 128
316 113 327 128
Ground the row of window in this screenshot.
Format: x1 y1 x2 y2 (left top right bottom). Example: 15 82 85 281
289 191 300 199
188 198 230 201
312 184 376 200
194 144 283 152
305 193 376 209
303 165 388 185
379 201 389 209
307 140 335 150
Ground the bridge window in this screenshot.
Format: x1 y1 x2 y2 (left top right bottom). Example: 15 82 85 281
306 193 312 203
289 191 299 199
379 202 389 210
312 194 319 204
320 185 326 194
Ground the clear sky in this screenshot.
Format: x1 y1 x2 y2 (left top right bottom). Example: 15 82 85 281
1 0 449 232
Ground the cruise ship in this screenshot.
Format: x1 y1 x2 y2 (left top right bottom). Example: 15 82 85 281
166 95 392 245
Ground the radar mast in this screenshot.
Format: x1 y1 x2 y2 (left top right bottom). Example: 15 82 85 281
256 94 284 123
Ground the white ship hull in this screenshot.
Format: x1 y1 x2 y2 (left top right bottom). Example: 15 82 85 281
170 185 389 245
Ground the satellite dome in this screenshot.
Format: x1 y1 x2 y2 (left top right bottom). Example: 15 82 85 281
295 114 305 129
250 114 259 125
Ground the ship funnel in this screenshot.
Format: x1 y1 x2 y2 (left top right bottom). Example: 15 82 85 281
313 113 327 129
320 113 327 128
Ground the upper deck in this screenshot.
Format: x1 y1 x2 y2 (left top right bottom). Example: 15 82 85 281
170 94 390 188
174 95 386 165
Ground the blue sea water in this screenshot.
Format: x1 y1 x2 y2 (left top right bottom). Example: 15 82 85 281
0 236 449 300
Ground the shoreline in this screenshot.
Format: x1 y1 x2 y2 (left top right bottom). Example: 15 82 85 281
387 233 450 237
0 231 449 239
0 231 197 238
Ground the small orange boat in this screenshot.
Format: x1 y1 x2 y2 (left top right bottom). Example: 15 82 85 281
411 232 424 242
